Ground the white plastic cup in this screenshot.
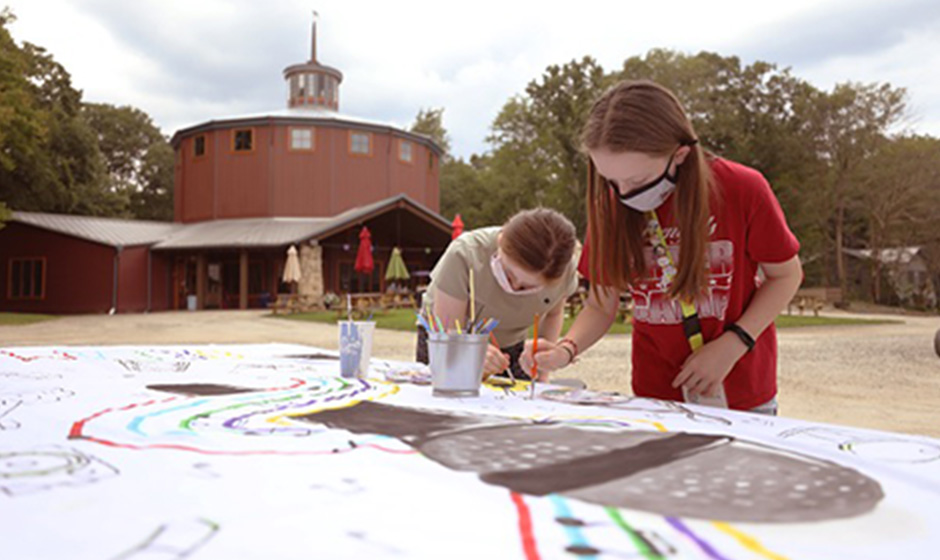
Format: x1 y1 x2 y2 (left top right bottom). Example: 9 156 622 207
338 321 376 378
682 384 728 408
428 332 488 397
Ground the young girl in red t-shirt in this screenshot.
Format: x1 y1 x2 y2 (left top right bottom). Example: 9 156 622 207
521 80 803 414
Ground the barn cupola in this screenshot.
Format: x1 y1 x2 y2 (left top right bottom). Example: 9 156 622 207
283 12 343 111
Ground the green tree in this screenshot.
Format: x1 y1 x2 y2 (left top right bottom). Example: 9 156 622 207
487 56 609 234
83 103 174 220
856 135 940 303
0 8 54 209
0 9 117 216
410 107 451 159
410 107 493 228
802 82 907 300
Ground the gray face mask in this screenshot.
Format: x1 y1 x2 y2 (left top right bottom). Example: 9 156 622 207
606 151 678 212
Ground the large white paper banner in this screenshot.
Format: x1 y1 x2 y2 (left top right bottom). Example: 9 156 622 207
2 344 939 559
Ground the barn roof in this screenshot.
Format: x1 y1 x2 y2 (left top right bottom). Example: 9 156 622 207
9 195 450 251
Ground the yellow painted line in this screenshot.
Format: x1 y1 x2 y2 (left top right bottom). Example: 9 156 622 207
711 522 790 560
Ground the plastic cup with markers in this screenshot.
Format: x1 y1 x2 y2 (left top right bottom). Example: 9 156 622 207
338 320 375 379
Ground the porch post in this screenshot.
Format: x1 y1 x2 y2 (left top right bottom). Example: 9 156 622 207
240 250 249 309
196 254 207 310
299 241 324 306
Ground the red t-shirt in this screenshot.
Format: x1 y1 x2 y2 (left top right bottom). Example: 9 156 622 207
578 157 800 409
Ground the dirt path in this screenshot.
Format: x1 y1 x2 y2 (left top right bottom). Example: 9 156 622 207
3 310 939 437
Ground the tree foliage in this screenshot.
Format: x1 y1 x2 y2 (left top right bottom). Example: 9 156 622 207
434 48 938 307
0 9 172 220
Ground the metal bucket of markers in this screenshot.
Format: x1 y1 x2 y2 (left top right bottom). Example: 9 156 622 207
428 332 489 397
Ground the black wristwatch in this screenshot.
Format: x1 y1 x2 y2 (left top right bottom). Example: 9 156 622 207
724 323 756 352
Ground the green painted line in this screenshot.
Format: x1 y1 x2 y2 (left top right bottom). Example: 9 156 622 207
605 507 662 560
178 379 352 430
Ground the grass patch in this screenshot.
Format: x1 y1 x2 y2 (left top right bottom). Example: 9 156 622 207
272 308 898 333
0 312 58 326
774 314 899 328
273 309 420 331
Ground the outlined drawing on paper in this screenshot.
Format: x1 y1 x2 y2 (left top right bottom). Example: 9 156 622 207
0 446 118 496
779 426 940 464
0 388 74 431
111 518 219 560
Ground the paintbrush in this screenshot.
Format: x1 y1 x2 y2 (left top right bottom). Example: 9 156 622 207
490 332 515 385
530 313 540 399
469 268 476 331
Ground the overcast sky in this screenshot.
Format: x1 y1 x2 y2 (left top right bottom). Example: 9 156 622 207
6 0 940 159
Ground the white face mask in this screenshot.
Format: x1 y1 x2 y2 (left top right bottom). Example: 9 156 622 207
490 254 542 296
606 152 678 212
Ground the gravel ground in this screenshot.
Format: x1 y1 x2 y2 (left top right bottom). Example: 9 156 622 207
3 309 938 437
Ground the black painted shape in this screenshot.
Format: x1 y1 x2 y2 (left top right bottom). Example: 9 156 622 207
295 400 493 442
281 353 340 360
146 384 255 396
480 433 727 495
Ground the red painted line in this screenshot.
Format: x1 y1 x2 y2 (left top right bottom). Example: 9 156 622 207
66 381 420 457
510 492 541 560
69 434 416 456
269 378 306 391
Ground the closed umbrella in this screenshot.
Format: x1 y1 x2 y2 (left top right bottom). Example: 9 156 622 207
354 226 374 274
451 214 464 240
282 245 302 284
385 247 410 281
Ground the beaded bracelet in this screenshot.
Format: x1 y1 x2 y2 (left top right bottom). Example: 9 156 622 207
558 337 580 365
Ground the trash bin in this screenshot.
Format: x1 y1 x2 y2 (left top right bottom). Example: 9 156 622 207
186 295 197 311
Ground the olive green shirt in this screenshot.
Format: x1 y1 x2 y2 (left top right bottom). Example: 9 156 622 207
423 227 579 346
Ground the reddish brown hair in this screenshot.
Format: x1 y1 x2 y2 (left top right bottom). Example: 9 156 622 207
581 80 713 300
501 207 576 281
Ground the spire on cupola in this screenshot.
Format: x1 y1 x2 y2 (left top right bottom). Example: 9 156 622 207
283 11 343 111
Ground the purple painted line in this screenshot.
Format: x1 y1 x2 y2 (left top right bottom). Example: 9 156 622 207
219 381 371 431
664 517 731 560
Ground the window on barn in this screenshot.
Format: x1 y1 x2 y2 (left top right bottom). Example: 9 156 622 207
290 127 315 151
399 140 413 163
9 258 46 300
349 132 372 156
233 129 254 152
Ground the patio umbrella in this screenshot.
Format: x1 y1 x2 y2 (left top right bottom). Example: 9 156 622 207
354 226 374 275
451 214 464 240
282 245 302 284
385 247 410 281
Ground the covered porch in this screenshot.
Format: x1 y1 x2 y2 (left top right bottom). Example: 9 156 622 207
152 195 453 311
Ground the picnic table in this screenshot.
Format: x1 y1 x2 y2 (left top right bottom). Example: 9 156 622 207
3 343 939 558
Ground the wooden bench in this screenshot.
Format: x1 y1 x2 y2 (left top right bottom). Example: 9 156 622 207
787 287 841 316
334 292 386 319
564 289 632 323
271 294 302 315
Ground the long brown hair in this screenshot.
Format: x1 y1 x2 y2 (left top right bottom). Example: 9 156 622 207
581 80 713 300
501 207 576 281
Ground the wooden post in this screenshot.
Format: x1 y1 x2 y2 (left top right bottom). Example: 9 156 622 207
196 254 207 310
240 250 249 310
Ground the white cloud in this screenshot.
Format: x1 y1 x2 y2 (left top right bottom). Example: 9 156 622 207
5 0 940 157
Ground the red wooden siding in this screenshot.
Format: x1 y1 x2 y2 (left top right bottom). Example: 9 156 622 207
174 122 440 223
0 223 114 314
